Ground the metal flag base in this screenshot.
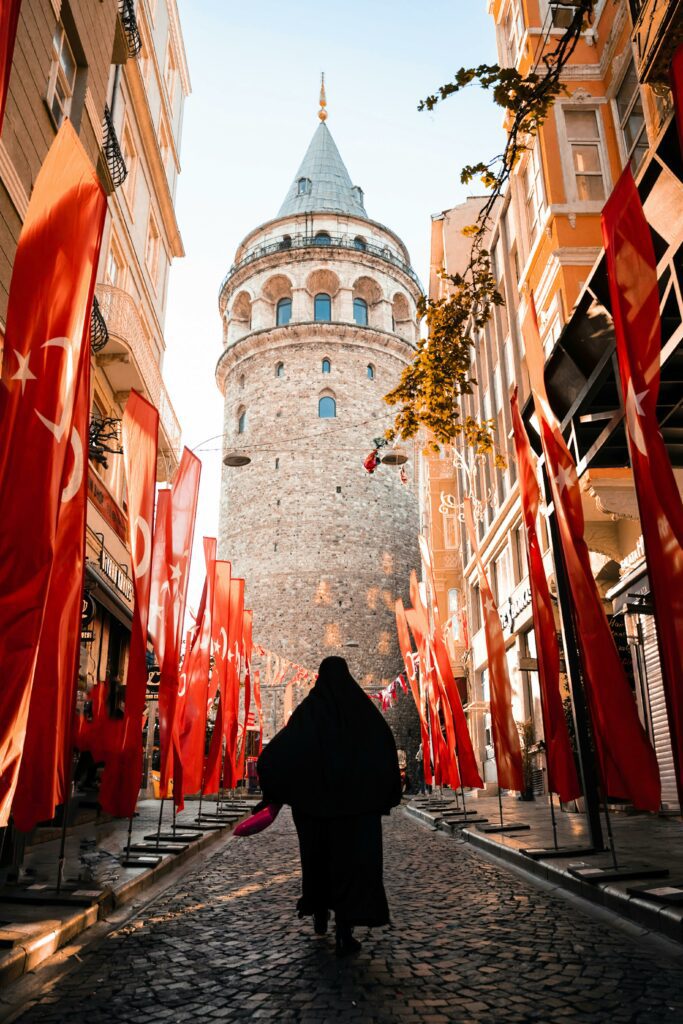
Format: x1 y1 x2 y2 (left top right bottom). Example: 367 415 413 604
521 846 598 860
120 853 164 868
0 885 105 907
442 817 490 827
127 842 189 855
191 819 225 830
477 822 531 834
144 831 203 843
626 883 683 904
174 822 223 832
568 864 670 884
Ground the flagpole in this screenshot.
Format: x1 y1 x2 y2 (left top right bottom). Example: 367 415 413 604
542 465 605 853
155 797 165 849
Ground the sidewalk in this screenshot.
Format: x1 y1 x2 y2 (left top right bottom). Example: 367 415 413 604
405 792 683 943
0 796 256 987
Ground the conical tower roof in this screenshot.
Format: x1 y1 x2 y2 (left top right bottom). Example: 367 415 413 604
277 121 368 219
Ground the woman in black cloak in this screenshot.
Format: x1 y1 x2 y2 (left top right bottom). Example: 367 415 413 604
257 656 402 956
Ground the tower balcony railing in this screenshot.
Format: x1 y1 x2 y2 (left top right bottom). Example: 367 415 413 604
219 233 422 303
96 285 181 456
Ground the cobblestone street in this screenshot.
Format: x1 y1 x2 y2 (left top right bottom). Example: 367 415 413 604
11 808 683 1023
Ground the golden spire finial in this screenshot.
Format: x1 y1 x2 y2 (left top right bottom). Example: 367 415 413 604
318 72 327 122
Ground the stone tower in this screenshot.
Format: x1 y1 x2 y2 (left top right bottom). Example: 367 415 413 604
215 94 421 736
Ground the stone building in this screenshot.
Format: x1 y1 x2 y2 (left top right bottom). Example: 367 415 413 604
216 95 421 747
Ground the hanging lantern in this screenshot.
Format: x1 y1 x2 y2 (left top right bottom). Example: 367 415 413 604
381 444 408 466
223 451 251 467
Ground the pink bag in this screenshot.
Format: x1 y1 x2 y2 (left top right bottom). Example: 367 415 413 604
233 803 281 837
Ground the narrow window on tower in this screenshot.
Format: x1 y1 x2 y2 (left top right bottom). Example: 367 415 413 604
314 293 331 322
276 298 292 326
318 396 336 418
275 457 280 469
367 363 375 380
237 407 246 434
322 357 331 374
353 298 368 326
275 361 285 377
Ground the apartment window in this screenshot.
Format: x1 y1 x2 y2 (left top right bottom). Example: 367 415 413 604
159 117 172 177
501 1 525 67
145 213 161 285
106 240 125 288
524 145 545 246
563 108 607 201
515 522 528 580
548 2 580 28
493 545 513 606
448 588 461 641
471 582 482 634
47 24 77 128
164 42 177 106
443 514 459 550
615 59 648 174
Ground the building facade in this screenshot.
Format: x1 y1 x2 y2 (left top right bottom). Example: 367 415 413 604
427 0 682 806
0 0 190 804
216 103 421 745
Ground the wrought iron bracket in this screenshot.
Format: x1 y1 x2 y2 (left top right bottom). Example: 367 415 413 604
119 0 142 58
102 104 128 190
89 416 123 469
90 295 109 354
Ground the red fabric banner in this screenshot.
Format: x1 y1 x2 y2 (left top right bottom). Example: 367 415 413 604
253 669 263 754
0 122 106 824
223 579 245 788
510 389 581 803
523 298 660 810
405 605 456 789
12 343 90 831
236 609 254 782
0 0 21 132
179 538 217 797
99 391 159 817
203 561 232 794
150 449 201 802
464 499 524 792
395 598 432 786
418 536 483 789
602 168 683 809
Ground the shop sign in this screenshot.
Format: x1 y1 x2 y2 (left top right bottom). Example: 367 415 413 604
100 546 134 602
81 629 96 643
620 535 645 576
499 583 532 633
88 470 128 544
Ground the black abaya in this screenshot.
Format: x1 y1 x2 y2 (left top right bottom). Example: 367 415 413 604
257 656 401 928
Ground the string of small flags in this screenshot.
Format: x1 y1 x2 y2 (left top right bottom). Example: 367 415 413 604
368 672 409 711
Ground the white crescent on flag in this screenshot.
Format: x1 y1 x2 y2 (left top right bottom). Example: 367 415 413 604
133 515 152 579
35 337 75 442
61 426 83 503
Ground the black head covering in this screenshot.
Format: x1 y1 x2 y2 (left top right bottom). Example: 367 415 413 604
257 657 401 817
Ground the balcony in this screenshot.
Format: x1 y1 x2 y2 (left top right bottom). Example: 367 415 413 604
99 104 128 194
96 285 181 471
118 0 142 58
219 233 422 309
631 0 683 89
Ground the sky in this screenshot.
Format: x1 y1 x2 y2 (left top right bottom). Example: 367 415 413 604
163 0 505 611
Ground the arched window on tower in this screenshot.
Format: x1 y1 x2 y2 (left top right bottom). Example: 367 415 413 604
318 396 336 418
237 407 246 434
279 234 292 250
353 298 368 326
353 236 366 251
367 363 375 380
314 293 331 321
297 177 311 195
314 231 331 245
276 298 292 326
275 361 285 378
322 357 331 374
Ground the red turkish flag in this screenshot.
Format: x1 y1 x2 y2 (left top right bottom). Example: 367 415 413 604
223 578 245 788
523 297 660 810
98 391 159 817
395 598 432 786
0 0 21 133
12 345 90 831
0 122 106 824
253 669 263 754
602 168 683 809
418 536 483 788
464 499 524 791
236 609 254 782
178 537 217 797
405 604 456 788
150 448 201 801
510 389 581 803
203 561 232 794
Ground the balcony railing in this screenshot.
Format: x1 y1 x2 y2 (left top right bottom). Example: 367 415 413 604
118 0 142 58
90 294 109 353
219 233 422 304
631 0 683 88
102 104 128 189
96 285 181 454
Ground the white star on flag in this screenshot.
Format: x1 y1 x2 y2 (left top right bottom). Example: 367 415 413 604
553 462 574 495
625 380 649 456
149 602 164 621
11 351 37 395
483 595 496 616
170 563 182 583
